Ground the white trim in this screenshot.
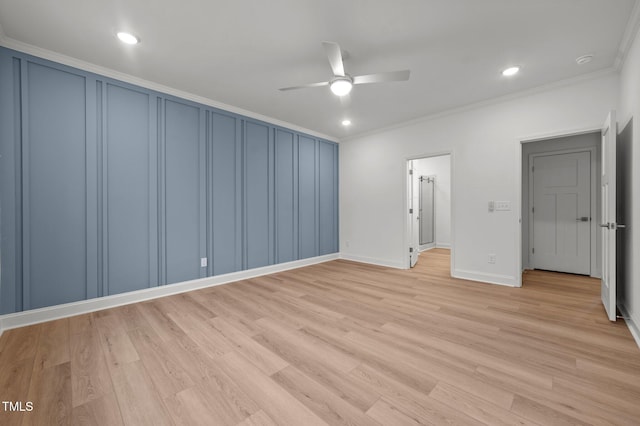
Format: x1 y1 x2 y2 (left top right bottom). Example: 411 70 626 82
0 36 338 143
615 0 640 70
452 269 518 287
435 243 451 249
0 254 339 331
419 243 436 252
342 68 617 142
518 126 601 145
619 304 640 350
514 138 524 287
339 254 405 270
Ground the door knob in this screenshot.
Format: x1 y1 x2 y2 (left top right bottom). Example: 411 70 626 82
576 217 590 222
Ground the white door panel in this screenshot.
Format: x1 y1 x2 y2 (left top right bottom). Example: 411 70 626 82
409 164 418 268
532 151 590 274
601 111 617 321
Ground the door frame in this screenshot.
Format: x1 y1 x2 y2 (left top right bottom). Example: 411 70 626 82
528 147 598 276
515 125 601 287
403 151 454 272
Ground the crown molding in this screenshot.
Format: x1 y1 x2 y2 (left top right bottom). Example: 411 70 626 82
0 36 339 143
615 0 640 70
342 67 617 142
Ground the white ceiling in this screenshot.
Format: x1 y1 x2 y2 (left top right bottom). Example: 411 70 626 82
0 0 637 139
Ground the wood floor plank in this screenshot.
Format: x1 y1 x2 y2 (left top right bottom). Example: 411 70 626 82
71 392 124 426
235 410 278 426
0 324 41 362
164 381 258 426
475 365 638 426
429 381 540 426
127 326 195 398
95 313 139 369
109 360 173 426
70 327 114 407
510 394 590 426
166 310 234 357
0 358 37 426
365 398 423 426
251 332 380 412
218 351 328 426
272 365 381 426
32 318 69 372
255 317 360 373
23 362 72 426
209 317 288 376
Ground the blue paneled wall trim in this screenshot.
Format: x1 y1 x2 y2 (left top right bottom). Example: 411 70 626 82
0 47 339 314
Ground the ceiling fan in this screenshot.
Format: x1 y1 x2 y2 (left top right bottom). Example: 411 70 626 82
279 41 410 96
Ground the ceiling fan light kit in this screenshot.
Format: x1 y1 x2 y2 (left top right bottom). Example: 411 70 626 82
116 31 139 45
330 77 353 96
279 41 410 97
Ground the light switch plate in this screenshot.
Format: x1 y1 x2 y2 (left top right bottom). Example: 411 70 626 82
495 201 511 211
200 257 208 267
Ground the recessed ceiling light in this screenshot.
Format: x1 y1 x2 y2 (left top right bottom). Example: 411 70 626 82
342 119 352 126
330 78 353 96
117 32 139 45
576 54 593 65
502 66 520 77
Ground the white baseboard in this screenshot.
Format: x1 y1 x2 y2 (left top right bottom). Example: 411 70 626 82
339 253 405 269
619 303 640 349
435 243 451 249
0 254 339 332
452 269 518 287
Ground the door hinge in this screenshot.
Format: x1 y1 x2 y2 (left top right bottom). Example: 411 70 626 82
532 206 535 214
532 166 535 173
409 247 414 253
532 247 535 254
409 208 413 214
409 169 413 175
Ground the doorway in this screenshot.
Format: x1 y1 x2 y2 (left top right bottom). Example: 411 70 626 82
521 132 601 277
407 154 452 269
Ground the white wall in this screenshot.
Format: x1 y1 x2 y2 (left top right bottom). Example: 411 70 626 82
340 73 619 284
413 155 451 249
618 26 640 341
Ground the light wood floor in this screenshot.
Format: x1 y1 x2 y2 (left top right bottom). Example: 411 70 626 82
1 249 640 425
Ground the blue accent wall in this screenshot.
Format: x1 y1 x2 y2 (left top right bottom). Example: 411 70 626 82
0 47 339 314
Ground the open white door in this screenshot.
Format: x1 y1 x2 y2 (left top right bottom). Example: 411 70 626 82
408 162 418 268
601 111 617 321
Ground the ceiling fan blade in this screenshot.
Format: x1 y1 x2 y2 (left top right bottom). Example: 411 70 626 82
322 41 345 77
278 81 330 91
353 70 411 85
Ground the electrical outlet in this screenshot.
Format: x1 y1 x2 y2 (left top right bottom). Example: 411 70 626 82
200 257 207 268
488 254 496 264
495 201 511 211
